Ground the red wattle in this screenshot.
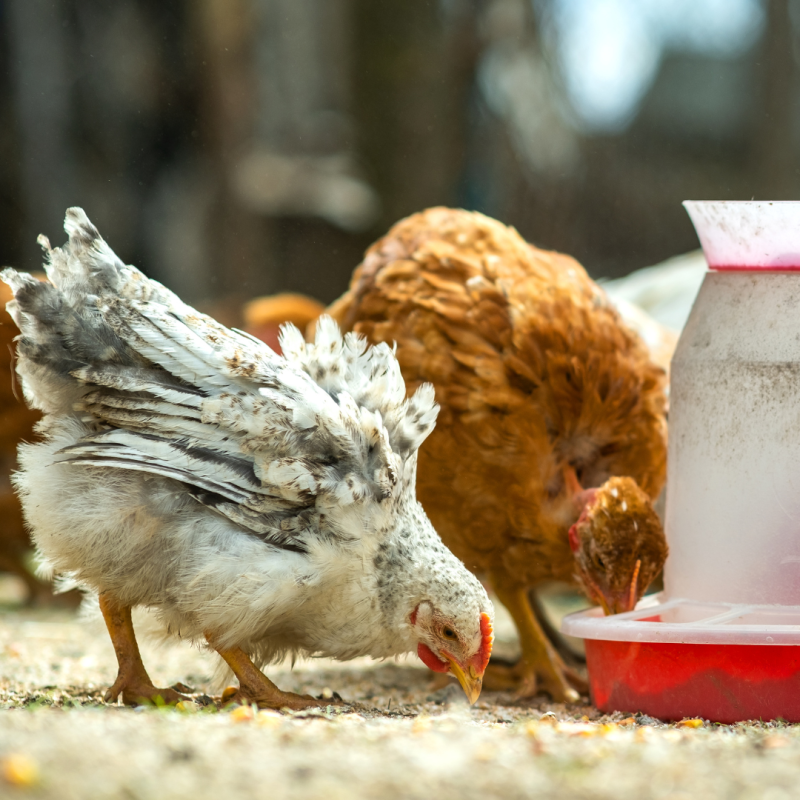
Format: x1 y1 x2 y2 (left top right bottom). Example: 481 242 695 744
569 489 598 553
568 523 579 553
417 642 450 673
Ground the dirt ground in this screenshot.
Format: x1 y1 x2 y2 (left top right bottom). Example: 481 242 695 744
1 577 799 800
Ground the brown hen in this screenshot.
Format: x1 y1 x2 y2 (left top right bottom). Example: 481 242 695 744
0 278 49 602
326 207 668 701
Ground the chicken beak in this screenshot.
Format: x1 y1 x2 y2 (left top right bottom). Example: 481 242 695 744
602 592 632 615
595 560 642 615
445 657 483 704
595 594 613 616
581 559 643 616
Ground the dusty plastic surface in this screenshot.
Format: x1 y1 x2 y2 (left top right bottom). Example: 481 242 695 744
683 200 800 269
562 595 800 644
666 270 800 609
562 201 800 721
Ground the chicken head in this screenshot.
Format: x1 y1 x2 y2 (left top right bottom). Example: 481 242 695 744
569 476 668 615
410 602 493 704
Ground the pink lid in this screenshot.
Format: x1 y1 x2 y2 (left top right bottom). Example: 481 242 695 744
683 201 800 270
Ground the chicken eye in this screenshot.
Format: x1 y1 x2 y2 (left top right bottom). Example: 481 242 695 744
442 627 456 639
593 554 606 570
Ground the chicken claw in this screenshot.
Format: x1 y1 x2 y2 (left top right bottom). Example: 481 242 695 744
100 593 188 706
483 658 586 702
484 580 586 703
210 641 336 711
103 676 188 707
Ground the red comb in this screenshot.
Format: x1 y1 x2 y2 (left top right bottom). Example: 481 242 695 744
472 612 493 674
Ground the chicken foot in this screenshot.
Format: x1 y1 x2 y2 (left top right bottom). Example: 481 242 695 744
99 593 188 706
484 579 586 703
208 641 332 711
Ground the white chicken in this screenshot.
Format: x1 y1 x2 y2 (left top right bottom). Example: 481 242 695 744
3 208 494 709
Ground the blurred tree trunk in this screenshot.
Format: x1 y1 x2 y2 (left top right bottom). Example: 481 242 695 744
190 0 273 303
351 0 479 230
752 0 798 198
189 0 381 311
0 10 24 268
6 0 77 267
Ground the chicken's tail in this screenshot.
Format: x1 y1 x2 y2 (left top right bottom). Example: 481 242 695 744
1 208 148 416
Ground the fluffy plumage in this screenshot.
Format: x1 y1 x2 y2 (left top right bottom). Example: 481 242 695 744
4 208 493 708
327 207 668 701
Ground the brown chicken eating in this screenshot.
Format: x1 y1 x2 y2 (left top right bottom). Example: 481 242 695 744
326 207 668 701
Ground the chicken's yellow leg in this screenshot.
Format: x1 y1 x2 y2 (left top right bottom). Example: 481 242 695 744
208 640 333 711
484 578 584 703
100 592 186 705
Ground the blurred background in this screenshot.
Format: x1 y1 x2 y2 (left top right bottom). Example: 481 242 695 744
0 0 793 314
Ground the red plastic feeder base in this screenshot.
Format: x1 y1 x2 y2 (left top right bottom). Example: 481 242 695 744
586 639 800 723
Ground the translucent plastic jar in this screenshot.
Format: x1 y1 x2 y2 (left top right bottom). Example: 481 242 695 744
562 202 800 722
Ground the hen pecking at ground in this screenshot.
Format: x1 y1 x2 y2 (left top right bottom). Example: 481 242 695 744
3 208 494 709
327 207 668 702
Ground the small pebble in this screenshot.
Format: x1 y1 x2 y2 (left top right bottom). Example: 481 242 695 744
256 711 283 728
5 643 22 659
412 716 432 734
762 736 789 749
230 705 255 723
473 744 496 762
2 754 40 787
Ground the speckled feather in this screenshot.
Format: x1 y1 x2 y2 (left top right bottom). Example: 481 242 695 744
2 208 492 669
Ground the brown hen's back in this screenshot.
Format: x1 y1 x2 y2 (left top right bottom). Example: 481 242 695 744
0 279 48 601
328 207 667 589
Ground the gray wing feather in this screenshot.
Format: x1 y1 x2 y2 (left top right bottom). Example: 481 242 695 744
3 207 440 549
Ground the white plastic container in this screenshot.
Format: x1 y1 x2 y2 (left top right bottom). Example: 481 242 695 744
562 202 800 722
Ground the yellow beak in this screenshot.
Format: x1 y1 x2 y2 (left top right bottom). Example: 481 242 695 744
445 657 483 705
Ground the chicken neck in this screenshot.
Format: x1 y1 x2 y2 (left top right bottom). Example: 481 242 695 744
99 592 187 706
483 576 585 702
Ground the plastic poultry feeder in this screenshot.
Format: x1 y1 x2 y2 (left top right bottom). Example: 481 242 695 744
561 201 800 723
